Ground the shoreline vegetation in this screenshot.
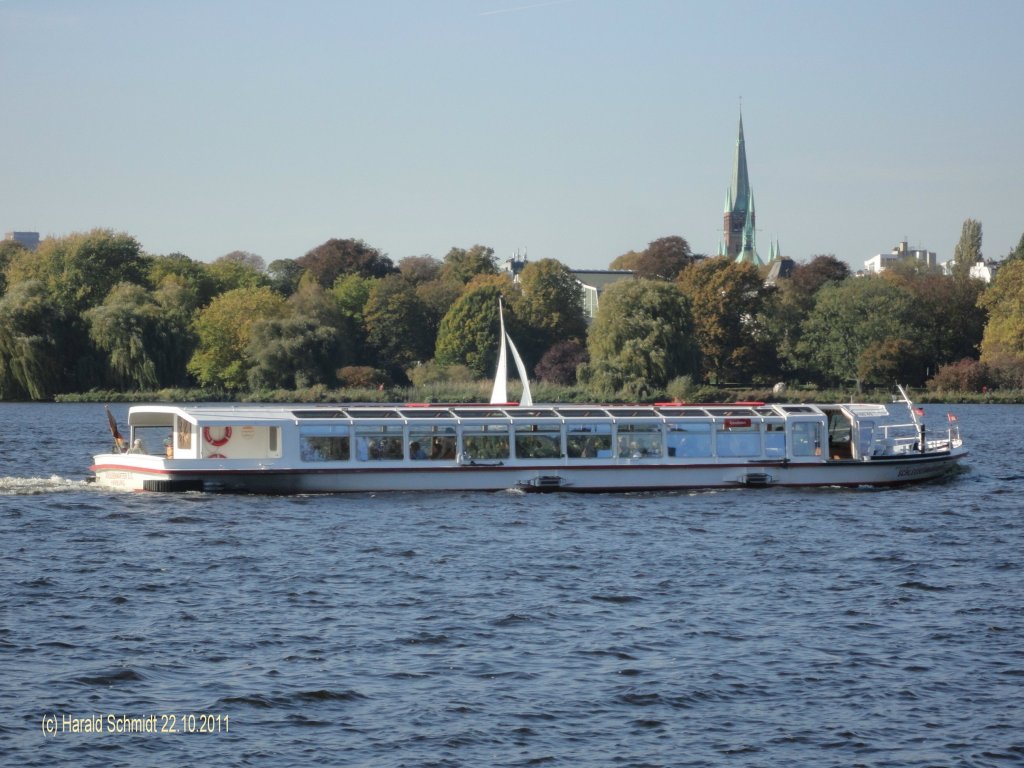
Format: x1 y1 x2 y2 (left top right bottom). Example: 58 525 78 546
53 384 1024 406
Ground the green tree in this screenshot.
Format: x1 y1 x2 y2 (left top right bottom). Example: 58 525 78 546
4 229 148 313
512 258 587 365
298 238 396 287
441 245 498 285
148 252 220 307
881 267 985 375
676 257 775 383
205 251 270 294
364 274 435 373
435 285 506 377
188 286 288 390
85 282 173 390
798 277 921 389
267 258 305 296
610 236 693 280
247 282 354 390
581 279 697 399
0 280 67 399
951 218 983 280
1006 232 1024 262
979 258 1024 385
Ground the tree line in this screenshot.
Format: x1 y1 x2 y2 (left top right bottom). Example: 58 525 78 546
1 222 1023 402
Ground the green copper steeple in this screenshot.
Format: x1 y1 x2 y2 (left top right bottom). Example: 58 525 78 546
722 112 763 267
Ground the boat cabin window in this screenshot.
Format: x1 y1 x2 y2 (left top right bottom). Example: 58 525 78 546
566 423 612 459
408 426 456 460
461 425 510 461
514 423 561 459
355 425 403 460
791 421 823 457
300 426 350 462
765 422 786 457
616 423 662 458
715 418 761 457
666 422 712 457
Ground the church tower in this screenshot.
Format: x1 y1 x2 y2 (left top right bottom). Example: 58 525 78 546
720 114 763 266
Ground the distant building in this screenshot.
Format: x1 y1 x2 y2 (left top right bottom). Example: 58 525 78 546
570 269 635 321
967 259 1002 283
863 240 936 274
3 231 40 251
503 250 528 283
765 255 795 285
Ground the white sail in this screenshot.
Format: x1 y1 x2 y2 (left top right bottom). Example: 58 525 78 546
489 299 533 406
489 302 509 404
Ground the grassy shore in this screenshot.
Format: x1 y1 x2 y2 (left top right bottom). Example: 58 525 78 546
54 384 1024 405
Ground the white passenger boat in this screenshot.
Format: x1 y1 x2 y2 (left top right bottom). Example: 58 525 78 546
90 306 966 493
89 396 965 493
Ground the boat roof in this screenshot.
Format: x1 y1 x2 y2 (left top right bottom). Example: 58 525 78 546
126 401 892 427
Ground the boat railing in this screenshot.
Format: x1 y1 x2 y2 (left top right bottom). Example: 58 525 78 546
873 421 960 455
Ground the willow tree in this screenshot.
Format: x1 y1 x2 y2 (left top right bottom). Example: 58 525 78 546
580 279 697 400
85 282 168 390
0 280 66 400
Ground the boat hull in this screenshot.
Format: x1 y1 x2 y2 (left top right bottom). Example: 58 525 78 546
90 451 966 494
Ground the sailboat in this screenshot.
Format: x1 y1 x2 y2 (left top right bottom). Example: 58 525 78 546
490 298 533 407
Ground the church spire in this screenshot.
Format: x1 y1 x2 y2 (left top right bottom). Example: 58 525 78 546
722 111 757 262
731 114 750 213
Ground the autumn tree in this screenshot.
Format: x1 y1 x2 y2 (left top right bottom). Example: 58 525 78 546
610 236 693 280
580 279 697 399
298 238 396 287
676 257 776 384
978 258 1024 386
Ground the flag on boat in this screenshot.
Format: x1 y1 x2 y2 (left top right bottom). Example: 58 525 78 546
947 412 958 422
914 407 924 416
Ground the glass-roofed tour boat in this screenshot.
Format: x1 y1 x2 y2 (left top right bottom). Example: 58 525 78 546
91 305 966 494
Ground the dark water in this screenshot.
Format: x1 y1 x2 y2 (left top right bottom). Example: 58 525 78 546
1 403 1021 767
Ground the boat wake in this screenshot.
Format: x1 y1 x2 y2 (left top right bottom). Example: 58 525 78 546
0 475 91 495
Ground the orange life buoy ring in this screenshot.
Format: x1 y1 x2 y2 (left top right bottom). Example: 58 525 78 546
203 426 232 447
207 452 226 459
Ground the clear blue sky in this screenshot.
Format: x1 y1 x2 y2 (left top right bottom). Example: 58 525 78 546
3 0 1022 271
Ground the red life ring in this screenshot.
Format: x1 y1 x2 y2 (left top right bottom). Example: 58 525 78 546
207 452 226 459
203 426 232 447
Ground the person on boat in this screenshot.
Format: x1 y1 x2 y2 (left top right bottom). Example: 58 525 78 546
410 441 427 460
128 438 145 454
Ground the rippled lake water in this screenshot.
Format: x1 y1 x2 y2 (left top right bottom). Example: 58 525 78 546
1 402 1022 767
